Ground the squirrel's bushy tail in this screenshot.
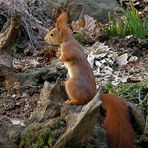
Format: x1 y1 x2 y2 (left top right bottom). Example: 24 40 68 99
102 94 135 148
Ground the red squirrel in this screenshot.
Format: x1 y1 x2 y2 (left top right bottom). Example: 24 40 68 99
44 10 135 148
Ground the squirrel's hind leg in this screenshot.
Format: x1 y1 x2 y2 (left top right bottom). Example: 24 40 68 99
65 78 87 105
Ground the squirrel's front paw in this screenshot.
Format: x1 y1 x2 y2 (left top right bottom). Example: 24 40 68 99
59 55 66 61
65 100 70 104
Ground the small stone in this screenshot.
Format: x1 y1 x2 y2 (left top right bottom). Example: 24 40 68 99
12 94 16 98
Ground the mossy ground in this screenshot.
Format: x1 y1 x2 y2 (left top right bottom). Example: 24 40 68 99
19 118 66 148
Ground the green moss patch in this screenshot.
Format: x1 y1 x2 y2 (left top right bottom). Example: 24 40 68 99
19 119 66 148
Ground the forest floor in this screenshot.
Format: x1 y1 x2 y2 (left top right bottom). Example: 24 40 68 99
0 0 147 147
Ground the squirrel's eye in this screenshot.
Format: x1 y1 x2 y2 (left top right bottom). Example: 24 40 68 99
50 33 54 36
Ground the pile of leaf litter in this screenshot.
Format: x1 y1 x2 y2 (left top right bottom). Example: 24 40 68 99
0 0 63 122
0 0 147 129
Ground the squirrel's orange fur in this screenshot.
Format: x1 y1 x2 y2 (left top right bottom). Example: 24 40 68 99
102 94 135 148
44 10 135 147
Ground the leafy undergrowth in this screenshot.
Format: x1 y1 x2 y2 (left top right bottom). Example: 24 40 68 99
103 79 148 117
103 79 148 103
73 32 87 45
108 0 148 39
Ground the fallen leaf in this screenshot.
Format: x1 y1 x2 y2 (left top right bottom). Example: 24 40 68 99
10 118 25 126
127 77 143 83
116 53 128 67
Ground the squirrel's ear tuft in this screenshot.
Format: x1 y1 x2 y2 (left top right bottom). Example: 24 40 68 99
57 28 63 42
56 9 69 28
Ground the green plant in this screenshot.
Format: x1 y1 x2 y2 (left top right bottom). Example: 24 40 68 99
117 18 128 38
135 135 143 146
73 32 87 44
108 0 148 39
20 123 53 148
103 80 148 101
48 137 53 147
4 82 13 92
123 0 148 39
108 12 117 37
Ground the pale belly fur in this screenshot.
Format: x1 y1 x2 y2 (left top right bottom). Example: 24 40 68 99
64 62 73 78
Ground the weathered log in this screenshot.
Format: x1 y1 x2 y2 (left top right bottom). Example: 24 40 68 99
53 86 102 148
128 102 145 133
30 80 103 147
0 11 20 68
0 11 20 50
